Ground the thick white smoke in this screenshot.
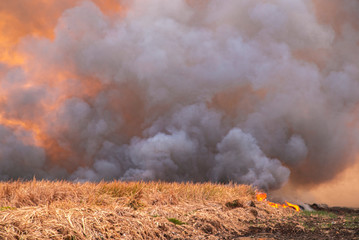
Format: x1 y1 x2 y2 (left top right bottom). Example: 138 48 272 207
1 0 359 191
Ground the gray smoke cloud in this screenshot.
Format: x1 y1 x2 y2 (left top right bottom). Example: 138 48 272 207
0 0 359 191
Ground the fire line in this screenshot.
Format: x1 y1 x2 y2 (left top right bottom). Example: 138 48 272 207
256 192 300 212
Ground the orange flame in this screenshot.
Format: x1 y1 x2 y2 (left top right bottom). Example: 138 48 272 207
256 192 267 202
256 192 300 212
285 201 301 212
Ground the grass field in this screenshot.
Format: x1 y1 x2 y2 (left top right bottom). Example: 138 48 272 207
0 180 357 239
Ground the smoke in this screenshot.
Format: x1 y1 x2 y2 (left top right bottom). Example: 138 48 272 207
0 0 359 191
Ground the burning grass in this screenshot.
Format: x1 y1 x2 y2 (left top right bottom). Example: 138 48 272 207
0 180 356 239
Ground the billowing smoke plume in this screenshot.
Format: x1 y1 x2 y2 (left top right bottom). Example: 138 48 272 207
0 0 359 191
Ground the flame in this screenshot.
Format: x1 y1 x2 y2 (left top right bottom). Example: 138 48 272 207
285 201 301 212
256 192 300 212
256 192 267 202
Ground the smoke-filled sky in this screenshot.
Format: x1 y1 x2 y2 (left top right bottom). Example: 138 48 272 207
0 0 359 193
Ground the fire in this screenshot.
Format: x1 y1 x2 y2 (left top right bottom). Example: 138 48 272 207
256 192 267 202
256 192 300 212
285 201 301 212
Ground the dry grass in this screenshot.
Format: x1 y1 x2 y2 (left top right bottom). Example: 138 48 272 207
0 180 254 208
0 180 295 239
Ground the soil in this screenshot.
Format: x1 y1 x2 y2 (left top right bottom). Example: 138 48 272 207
240 204 359 240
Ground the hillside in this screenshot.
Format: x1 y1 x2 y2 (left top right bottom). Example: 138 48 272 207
0 180 357 239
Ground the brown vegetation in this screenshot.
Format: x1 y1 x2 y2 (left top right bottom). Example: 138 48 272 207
0 180 357 239
0 180 264 239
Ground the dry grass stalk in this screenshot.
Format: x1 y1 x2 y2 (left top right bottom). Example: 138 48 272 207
0 180 294 239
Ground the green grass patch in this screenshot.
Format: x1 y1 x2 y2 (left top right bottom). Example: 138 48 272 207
0 206 16 211
301 210 337 218
167 218 186 225
344 215 359 228
320 222 333 229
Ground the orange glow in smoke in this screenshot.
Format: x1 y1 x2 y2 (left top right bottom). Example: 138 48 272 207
0 113 76 171
256 192 300 212
0 1 125 172
0 0 124 66
0 114 42 145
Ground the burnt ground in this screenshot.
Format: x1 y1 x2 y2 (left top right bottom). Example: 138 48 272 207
240 205 359 240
